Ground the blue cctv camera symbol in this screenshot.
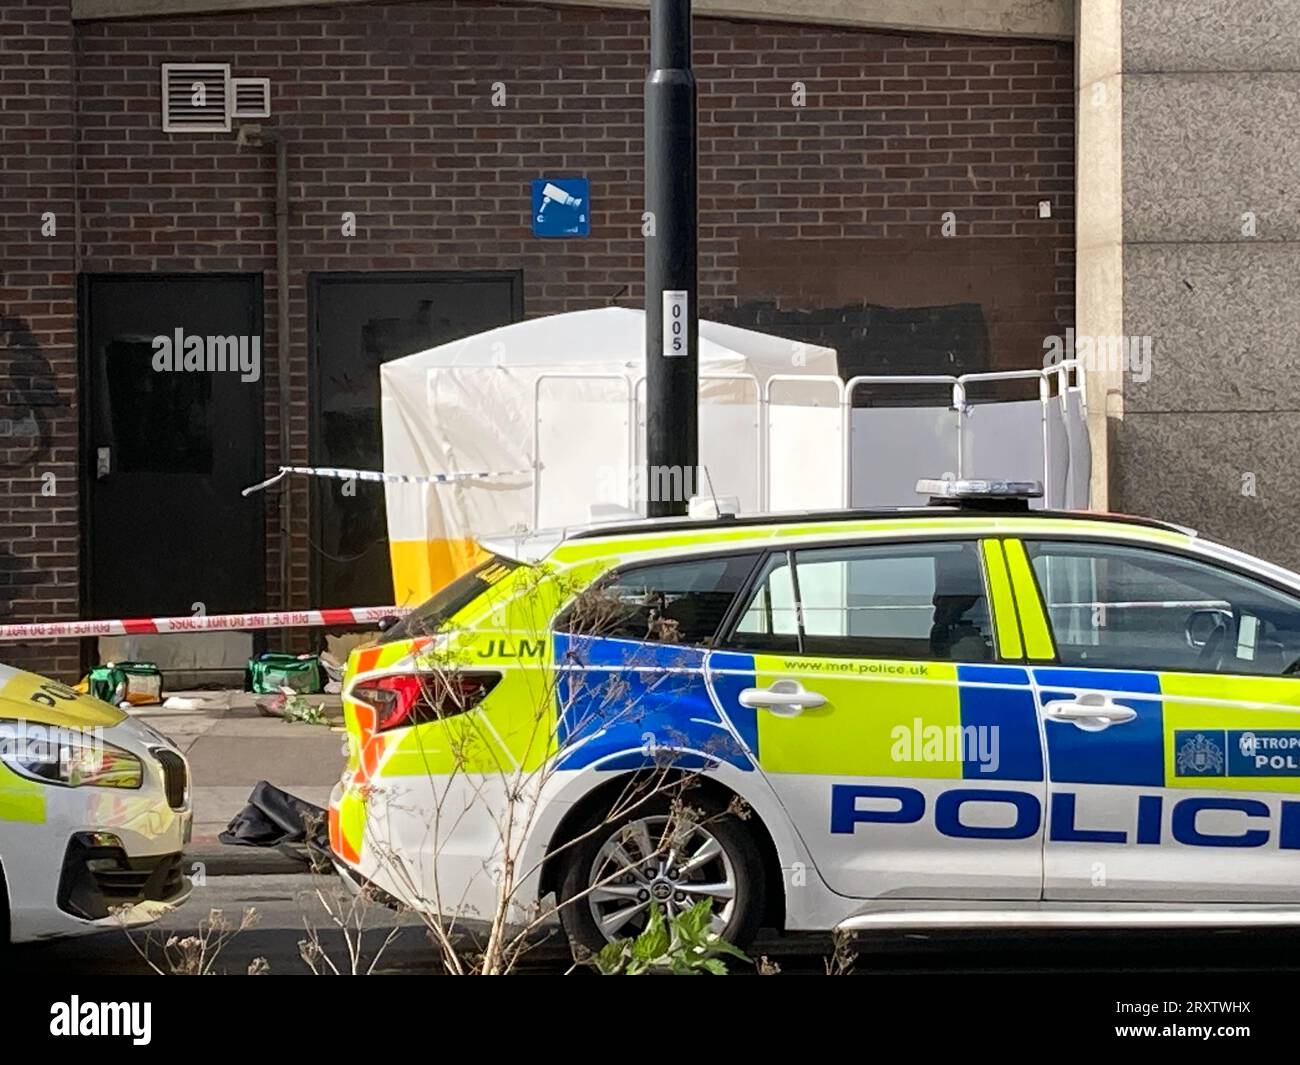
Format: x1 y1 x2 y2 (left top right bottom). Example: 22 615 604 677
538 181 582 220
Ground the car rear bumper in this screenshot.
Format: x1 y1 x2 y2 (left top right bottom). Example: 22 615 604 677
327 773 552 928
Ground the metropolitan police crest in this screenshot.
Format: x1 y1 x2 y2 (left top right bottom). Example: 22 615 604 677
1177 732 1225 775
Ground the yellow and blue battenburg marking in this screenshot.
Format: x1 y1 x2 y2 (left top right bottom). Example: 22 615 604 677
1036 667 1164 786
741 657 1042 781
552 636 1045 781
1041 669 1300 794
554 636 753 772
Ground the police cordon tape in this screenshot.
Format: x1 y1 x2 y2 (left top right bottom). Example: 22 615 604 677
0 606 411 643
0 462 532 640
7 464 527 642
241 464 533 496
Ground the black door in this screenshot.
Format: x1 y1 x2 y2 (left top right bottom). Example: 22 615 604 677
82 275 265 618
309 272 522 608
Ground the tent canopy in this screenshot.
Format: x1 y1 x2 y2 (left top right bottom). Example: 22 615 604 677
381 305 835 378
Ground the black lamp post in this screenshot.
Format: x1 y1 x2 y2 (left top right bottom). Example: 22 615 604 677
643 0 698 517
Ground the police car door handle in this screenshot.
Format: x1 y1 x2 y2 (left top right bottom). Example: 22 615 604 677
1043 692 1137 730
738 679 827 717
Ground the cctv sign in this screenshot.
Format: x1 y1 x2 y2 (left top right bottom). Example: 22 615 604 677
531 177 590 238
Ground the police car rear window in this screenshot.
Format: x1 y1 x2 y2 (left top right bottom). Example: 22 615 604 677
556 553 760 647
378 556 521 644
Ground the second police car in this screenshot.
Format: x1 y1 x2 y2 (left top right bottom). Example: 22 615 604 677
329 480 1300 952
0 663 191 942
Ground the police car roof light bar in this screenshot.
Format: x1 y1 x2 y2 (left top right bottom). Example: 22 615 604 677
916 478 1043 512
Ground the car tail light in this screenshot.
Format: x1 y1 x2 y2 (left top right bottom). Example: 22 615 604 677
350 672 501 732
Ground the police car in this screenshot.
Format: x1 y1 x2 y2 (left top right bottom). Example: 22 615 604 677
330 480 1300 953
0 663 191 942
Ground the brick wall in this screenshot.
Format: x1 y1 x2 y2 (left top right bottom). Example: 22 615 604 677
0 0 1074 676
0 0 80 679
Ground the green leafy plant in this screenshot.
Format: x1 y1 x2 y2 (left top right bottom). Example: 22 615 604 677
281 694 328 726
590 900 751 976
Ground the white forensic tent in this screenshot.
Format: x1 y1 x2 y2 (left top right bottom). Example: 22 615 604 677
379 307 1091 606
380 307 841 604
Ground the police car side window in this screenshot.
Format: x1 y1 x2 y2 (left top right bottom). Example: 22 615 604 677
795 542 994 661
1025 541 1300 676
557 553 760 647
730 553 801 653
726 541 994 661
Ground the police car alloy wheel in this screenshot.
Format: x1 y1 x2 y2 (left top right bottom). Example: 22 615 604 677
556 797 766 955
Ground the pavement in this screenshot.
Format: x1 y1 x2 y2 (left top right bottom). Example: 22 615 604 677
128 689 345 843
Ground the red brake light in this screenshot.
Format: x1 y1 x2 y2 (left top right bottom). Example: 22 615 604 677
351 672 501 732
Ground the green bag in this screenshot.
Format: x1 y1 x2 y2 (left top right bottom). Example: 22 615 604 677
247 653 325 695
85 664 128 705
119 662 163 705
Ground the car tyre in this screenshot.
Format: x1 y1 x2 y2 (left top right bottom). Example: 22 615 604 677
557 793 765 960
